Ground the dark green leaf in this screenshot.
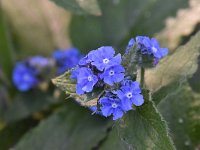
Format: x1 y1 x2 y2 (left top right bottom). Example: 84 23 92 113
70 0 188 52
158 82 200 150
100 90 175 150
15 101 111 150
3 90 56 122
52 69 103 107
50 0 101 16
0 86 9 119
0 6 14 78
0 118 38 150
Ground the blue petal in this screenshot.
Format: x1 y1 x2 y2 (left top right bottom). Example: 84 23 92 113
113 108 123 120
130 81 141 94
99 97 111 105
116 90 125 100
101 106 113 117
132 94 144 106
82 81 95 92
110 54 122 66
121 99 133 111
151 38 160 48
104 76 114 86
99 46 115 58
76 84 84 95
113 74 124 83
160 48 168 57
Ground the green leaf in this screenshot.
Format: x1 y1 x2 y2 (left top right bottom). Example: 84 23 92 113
0 86 9 118
0 118 38 150
146 31 200 104
70 0 188 51
52 69 103 107
158 82 200 150
2 90 56 122
15 101 111 150
0 6 14 78
50 0 101 16
100 90 175 150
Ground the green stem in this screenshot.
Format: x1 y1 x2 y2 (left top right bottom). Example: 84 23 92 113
140 67 145 88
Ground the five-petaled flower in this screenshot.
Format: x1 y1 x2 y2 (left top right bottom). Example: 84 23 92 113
117 80 144 110
76 67 98 95
53 48 82 74
136 36 168 59
99 97 124 120
100 65 125 86
12 63 38 91
88 46 122 71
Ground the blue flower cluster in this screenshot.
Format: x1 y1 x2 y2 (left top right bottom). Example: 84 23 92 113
72 46 125 95
13 56 52 91
72 46 144 120
126 36 168 65
99 80 143 120
53 48 82 75
13 47 82 92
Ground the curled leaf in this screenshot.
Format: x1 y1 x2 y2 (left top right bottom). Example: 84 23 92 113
52 69 103 107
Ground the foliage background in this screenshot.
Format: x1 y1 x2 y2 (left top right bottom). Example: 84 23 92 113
0 0 200 149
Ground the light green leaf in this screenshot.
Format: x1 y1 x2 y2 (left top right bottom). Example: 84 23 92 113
52 69 103 107
50 0 101 16
15 102 111 150
100 90 176 150
145 31 200 104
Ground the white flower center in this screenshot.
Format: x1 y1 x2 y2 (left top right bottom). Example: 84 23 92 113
126 92 132 98
112 103 118 108
103 58 109 64
24 74 30 80
88 76 92 81
109 70 115 76
152 47 158 53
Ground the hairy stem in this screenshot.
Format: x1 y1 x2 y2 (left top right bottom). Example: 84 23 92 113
140 67 145 88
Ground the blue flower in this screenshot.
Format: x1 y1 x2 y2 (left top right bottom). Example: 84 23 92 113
71 68 80 80
88 46 122 71
99 97 124 120
29 56 51 68
136 36 168 59
12 63 38 91
100 65 125 86
89 106 103 115
117 81 144 109
76 67 98 95
78 50 95 66
53 48 81 74
126 38 135 54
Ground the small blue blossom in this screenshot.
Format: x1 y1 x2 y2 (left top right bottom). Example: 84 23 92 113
78 50 95 66
29 56 51 68
71 68 80 80
88 46 122 71
136 36 168 59
126 38 135 54
99 97 124 120
89 106 103 115
117 81 144 109
12 63 38 91
53 48 82 74
76 67 98 95
100 65 125 86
